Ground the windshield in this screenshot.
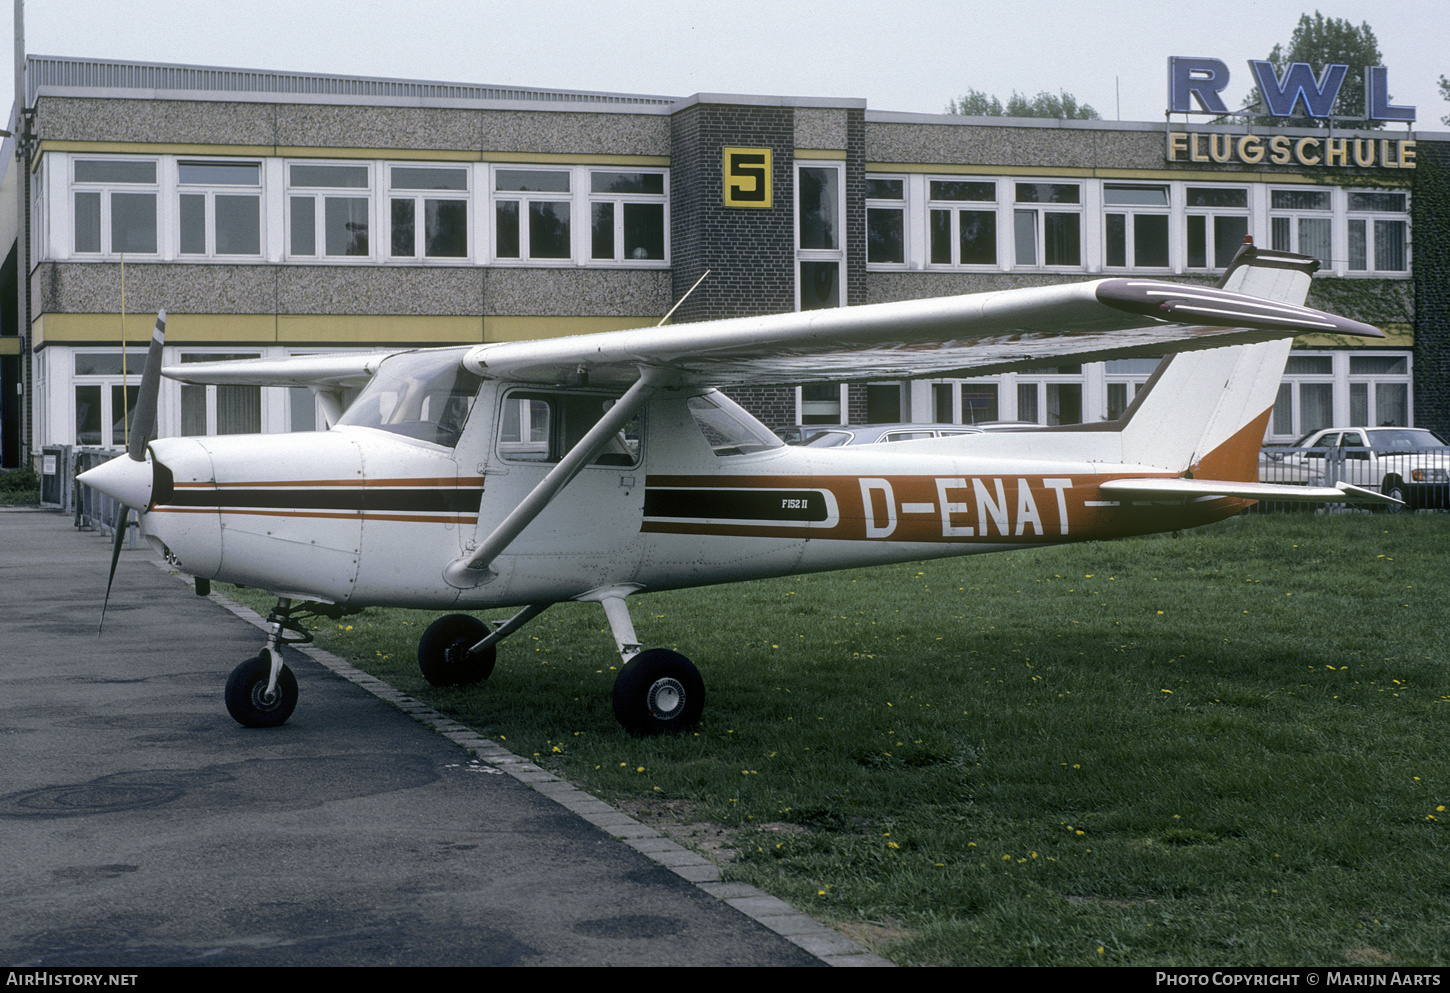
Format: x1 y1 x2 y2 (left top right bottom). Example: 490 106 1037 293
1364 428 1447 450
336 348 480 447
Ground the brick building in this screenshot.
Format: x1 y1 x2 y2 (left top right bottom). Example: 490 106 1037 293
2 55 1445 468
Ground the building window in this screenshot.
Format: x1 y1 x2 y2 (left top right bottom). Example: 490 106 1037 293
799 382 845 424
1347 191 1408 274
1016 365 1084 425
1104 358 1160 419
178 160 262 258
288 163 372 259
1269 188 1331 267
1104 184 1169 269
72 350 147 447
797 163 845 311
928 179 997 267
1186 187 1249 269
590 171 666 262
389 165 468 260
494 168 572 261
179 353 263 436
72 158 158 256
865 176 905 265
1348 353 1411 426
1272 353 1335 439
961 381 1000 424
1014 183 1080 268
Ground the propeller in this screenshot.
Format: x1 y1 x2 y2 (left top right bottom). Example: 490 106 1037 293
86 311 166 633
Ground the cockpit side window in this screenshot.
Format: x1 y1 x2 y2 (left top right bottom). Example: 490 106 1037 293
336 349 480 447
687 391 784 456
497 389 642 467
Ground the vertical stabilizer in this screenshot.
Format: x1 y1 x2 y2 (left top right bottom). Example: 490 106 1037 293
1118 243 1320 480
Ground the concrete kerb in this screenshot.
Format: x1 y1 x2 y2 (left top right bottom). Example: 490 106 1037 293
178 565 892 968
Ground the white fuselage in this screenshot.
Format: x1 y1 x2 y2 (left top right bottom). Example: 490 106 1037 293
135 381 1254 610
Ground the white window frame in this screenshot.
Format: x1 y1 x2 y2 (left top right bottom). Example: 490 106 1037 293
795 160 847 311
1184 184 1251 271
1103 183 1172 271
586 168 669 266
925 176 1001 269
70 348 150 448
1348 351 1413 427
1346 190 1409 276
70 156 161 258
1269 186 1333 269
385 163 471 263
1012 181 1083 270
176 159 264 260
490 165 575 264
1270 351 1337 441
796 383 848 425
864 174 908 269
175 350 266 437
285 161 375 262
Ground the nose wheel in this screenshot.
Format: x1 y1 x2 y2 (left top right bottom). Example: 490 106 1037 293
225 651 298 728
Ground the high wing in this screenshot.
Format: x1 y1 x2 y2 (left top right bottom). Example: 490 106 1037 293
165 350 391 388
165 274 1381 391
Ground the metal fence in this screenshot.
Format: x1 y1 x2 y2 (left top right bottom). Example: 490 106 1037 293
47 446 145 543
1256 445 1450 513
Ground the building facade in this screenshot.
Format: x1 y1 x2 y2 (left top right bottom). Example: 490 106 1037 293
2 56 1446 469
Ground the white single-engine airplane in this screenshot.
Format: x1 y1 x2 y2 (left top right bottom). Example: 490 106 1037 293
80 242 1394 735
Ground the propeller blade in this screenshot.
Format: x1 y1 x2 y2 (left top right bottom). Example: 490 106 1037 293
100 502 129 634
97 310 165 634
127 311 166 462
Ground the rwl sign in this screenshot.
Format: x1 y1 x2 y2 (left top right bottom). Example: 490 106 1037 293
1168 56 1416 124
1166 56 1417 170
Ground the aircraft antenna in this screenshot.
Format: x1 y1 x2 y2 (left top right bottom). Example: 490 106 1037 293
657 269 710 326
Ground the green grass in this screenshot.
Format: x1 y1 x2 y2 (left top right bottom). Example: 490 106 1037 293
225 512 1449 966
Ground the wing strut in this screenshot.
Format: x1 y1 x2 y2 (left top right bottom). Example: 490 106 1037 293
442 365 676 590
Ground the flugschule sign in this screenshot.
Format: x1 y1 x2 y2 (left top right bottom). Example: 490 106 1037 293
1166 57 1417 170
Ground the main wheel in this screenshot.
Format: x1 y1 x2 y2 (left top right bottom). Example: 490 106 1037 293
225 652 298 728
418 613 496 686
612 648 705 736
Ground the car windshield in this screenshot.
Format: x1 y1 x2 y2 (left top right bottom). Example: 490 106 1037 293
336 348 480 447
1364 428 1448 451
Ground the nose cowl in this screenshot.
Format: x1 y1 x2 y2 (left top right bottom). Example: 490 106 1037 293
78 453 155 510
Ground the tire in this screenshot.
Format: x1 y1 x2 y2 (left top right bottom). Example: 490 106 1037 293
612 648 705 736
1381 477 1407 514
225 652 298 728
418 613 496 686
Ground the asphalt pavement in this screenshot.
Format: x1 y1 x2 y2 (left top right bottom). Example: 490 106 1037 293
0 506 886 967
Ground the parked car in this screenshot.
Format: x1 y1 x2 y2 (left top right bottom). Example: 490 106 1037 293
1260 426 1450 510
800 423 985 447
772 425 822 445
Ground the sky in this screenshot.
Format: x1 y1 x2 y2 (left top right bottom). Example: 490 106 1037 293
0 0 1445 128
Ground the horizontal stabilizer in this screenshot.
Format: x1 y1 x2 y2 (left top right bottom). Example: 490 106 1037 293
1097 477 1400 506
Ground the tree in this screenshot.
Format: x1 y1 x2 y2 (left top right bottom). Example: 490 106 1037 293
1245 11 1385 128
947 88 1099 120
1440 75 1450 127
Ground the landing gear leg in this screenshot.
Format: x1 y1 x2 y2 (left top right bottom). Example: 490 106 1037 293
589 589 705 736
